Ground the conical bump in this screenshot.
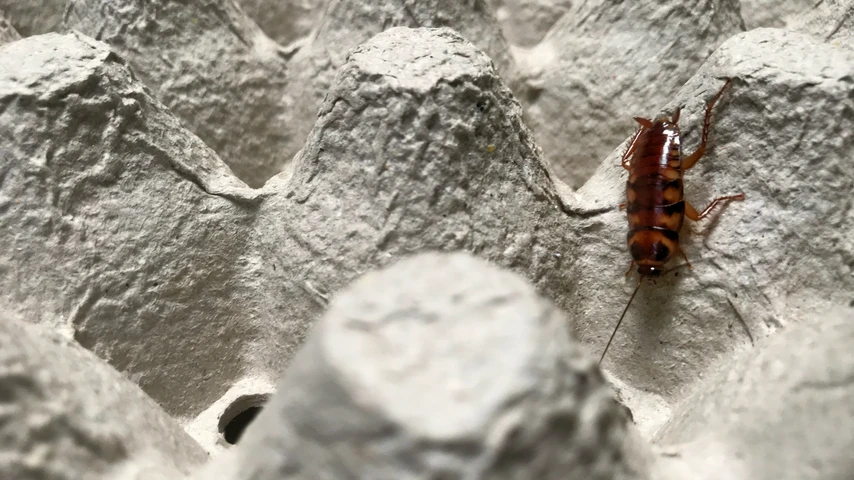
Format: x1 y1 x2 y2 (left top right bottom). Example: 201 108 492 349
333 27 497 96
271 27 572 337
310 27 511 153
283 27 564 264
225 252 646 480
0 32 260 418
0 314 207 478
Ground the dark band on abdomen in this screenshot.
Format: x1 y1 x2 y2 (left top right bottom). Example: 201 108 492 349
626 226 679 242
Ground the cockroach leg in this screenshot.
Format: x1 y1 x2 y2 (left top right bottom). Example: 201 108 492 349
685 194 745 221
681 143 704 170
672 106 681 123
682 78 733 170
624 260 635 277
619 202 627 210
621 125 646 170
678 249 694 270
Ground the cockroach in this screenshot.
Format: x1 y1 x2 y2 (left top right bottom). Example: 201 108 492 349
599 78 745 365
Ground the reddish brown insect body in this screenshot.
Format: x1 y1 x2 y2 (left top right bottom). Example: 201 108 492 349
599 79 745 364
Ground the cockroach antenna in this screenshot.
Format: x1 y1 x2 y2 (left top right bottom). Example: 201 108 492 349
599 276 644 365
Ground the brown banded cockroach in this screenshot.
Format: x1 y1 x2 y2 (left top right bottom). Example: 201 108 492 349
599 78 745 364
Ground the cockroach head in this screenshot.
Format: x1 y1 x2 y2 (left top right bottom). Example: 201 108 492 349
637 265 664 277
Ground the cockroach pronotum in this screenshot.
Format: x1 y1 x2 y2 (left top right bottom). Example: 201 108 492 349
599 78 745 365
